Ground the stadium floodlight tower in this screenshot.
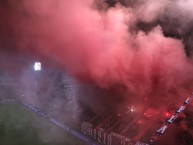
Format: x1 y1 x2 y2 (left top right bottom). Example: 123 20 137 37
33 62 41 97
34 62 42 71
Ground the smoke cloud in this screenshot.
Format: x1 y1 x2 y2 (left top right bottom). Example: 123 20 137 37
1 0 191 100
1 0 193 144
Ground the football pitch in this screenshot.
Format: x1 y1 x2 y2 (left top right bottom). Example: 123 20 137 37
0 103 87 145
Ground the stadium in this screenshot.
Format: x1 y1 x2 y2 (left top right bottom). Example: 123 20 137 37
1 0 193 145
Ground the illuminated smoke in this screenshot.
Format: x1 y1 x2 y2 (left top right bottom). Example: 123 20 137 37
0 0 192 101
1 0 193 144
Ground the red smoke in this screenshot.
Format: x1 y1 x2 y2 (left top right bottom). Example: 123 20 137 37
5 0 191 103
1 1 193 144
1 0 193 144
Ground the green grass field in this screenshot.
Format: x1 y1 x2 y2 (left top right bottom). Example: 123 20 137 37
0 104 86 145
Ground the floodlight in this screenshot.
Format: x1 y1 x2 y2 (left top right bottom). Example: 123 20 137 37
34 62 41 71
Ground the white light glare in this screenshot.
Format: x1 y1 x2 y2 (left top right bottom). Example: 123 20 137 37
130 106 136 112
34 62 41 71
